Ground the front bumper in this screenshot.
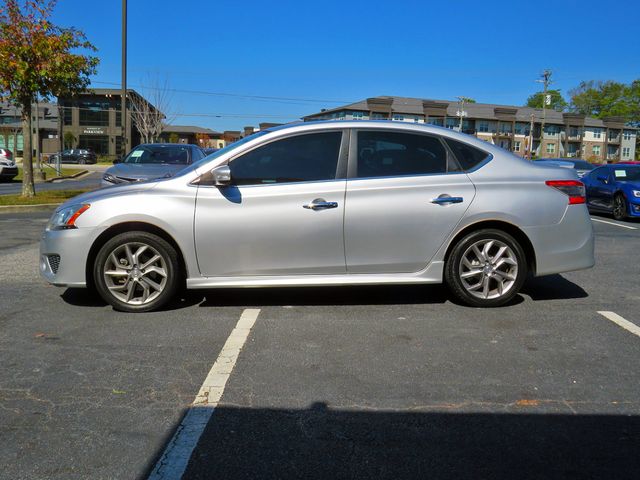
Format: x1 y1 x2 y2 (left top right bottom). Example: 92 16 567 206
40 226 106 287
627 198 640 217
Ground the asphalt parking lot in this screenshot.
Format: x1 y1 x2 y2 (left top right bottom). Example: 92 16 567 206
1 210 639 479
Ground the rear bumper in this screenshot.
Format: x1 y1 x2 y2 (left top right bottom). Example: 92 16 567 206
523 205 595 276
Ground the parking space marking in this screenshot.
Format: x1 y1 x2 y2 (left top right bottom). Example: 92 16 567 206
598 311 640 338
590 217 638 230
148 308 261 480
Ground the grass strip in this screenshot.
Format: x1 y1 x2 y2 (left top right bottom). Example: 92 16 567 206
0 189 91 206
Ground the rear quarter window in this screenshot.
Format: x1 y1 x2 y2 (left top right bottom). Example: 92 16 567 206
445 138 491 171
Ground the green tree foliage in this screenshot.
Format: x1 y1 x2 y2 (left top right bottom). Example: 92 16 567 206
63 130 75 149
525 89 567 111
569 80 639 120
0 0 98 196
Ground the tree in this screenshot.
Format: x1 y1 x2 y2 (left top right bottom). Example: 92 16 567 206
0 0 98 197
63 130 75 149
569 80 632 119
525 89 567 111
168 132 179 144
195 132 210 147
129 76 175 144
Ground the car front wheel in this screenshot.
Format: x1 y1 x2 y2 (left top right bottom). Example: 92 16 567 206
613 194 627 221
445 229 527 307
93 231 180 312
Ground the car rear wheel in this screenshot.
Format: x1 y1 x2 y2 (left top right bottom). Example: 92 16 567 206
78 158 86 165
613 194 627 221
93 231 180 313
445 229 527 307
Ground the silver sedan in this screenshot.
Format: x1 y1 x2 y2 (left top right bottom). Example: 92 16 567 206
40 121 594 312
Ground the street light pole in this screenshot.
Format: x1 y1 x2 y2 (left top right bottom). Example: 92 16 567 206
121 0 127 159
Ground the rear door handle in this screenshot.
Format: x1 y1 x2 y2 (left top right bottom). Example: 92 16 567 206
303 198 339 210
431 195 464 205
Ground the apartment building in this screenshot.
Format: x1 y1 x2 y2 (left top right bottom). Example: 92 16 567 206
303 96 638 162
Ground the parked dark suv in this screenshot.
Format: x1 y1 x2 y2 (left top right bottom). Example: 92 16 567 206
49 149 97 164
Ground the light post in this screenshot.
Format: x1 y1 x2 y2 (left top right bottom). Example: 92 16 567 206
121 0 127 159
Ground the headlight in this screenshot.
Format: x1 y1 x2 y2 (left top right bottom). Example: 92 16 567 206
633 190 640 198
48 204 90 230
103 173 122 183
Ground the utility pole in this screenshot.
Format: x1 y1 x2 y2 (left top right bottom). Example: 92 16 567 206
121 0 127 159
33 100 44 180
536 69 552 157
527 113 535 160
456 96 472 132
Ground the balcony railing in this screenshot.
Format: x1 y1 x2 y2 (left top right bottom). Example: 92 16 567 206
607 135 620 143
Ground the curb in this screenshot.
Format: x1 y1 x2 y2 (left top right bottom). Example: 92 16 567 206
0 203 61 214
45 170 89 183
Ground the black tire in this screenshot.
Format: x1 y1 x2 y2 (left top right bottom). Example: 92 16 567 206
445 229 527 308
93 231 181 313
613 194 627 221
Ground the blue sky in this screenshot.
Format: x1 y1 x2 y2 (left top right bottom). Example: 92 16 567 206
53 0 640 131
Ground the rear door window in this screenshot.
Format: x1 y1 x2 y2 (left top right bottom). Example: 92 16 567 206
355 130 451 178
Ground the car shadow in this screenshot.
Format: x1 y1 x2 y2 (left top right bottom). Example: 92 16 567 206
521 274 589 301
61 274 588 311
142 403 640 480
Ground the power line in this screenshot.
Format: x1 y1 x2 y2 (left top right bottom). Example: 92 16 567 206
90 81 353 105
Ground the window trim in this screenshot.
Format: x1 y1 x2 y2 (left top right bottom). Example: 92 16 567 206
347 128 466 181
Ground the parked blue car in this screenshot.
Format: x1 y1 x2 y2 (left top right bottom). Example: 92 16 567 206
582 164 640 220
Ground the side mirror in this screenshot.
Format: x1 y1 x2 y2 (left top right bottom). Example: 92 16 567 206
597 175 608 184
112 157 121 164
211 165 231 186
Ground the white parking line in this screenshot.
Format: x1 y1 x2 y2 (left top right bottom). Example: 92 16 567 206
590 217 638 230
598 311 640 338
148 308 261 480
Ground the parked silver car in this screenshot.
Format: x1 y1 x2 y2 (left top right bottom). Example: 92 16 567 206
102 143 205 187
40 121 594 312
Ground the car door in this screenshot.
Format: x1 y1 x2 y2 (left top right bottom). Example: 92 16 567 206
61 149 73 163
344 129 476 273
194 130 348 277
591 167 617 210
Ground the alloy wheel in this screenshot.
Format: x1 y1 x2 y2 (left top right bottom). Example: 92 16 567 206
102 242 168 305
458 239 518 300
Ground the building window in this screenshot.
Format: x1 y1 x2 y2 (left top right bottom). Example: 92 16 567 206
427 117 444 127
623 130 632 141
62 106 72 126
623 147 631 158
569 127 580 138
478 121 489 133
593 128 602 139
546 143 555 154
79 134 109 155
592 145 601 156
352 111 364 120
514 141 521 152
392 114 404 121
371 112 387 120
79 100 110 127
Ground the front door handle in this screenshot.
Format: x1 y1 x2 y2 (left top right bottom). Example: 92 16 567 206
303 198 338 210
431 195 464 205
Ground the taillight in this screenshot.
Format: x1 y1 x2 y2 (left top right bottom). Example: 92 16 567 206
545 180 586 205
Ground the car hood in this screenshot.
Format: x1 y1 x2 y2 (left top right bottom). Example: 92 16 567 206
56 181 159 211
106 163 188 181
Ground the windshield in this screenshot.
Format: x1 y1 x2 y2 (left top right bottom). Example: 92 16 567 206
173 131 269 177
122 145 191 165
613 167 640 182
